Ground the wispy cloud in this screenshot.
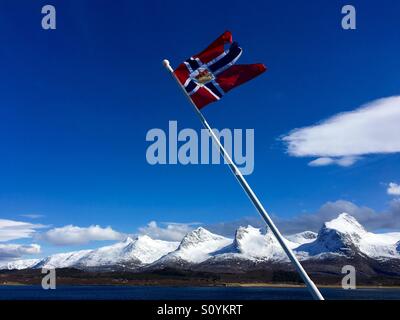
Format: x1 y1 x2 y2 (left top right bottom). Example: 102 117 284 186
0 244 40 261
308 156 360 167
204 217 263 237
275 199 400 233
387 182 400 196
20 214 44 219
40 225 125 246
282 96 400 166
138 221 199 241
0 219 45 242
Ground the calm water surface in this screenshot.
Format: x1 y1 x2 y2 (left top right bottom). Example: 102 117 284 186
1 285 400 300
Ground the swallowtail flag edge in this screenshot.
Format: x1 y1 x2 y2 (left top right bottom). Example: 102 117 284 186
173 31 267 109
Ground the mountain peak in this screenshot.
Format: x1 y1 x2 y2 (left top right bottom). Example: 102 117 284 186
179 227 224 249
135 234 153 242
155 227 231 264
234 225 260 241
193 226 207 234
123 236 135 244
325 213 366 235
234 225 263 246
188 227 211 239
296 213 366 256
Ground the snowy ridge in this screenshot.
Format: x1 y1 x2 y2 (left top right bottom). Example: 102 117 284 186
77 236 179 267
207 225 309 262
0 259 40 270
217 226 292 261
154 227 232 264
286 231 317 245
34 249 93 269
2 213 400 270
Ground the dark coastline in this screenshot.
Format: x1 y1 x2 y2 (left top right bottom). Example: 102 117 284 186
2 267 400 288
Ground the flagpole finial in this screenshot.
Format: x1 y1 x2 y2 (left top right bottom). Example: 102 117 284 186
162 59 173 72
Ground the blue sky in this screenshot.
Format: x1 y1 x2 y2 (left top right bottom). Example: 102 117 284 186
0 0 400 259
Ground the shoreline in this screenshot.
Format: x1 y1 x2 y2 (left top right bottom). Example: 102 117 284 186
225 283 400 289
2 282 400 289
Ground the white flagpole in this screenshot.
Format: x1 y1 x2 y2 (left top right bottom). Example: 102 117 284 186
162 59 324 301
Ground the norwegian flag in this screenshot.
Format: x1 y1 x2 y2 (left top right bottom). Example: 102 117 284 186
173 31 266 109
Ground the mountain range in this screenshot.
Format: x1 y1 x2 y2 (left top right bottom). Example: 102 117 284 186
2 213 400 275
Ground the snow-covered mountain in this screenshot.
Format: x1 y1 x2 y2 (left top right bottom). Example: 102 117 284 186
296 213 400 260
206 226 293 262
11 236 179 270
2 213 400 271
77 236 179 268
0 259 40 270
151 227 232 267
34 249 92 269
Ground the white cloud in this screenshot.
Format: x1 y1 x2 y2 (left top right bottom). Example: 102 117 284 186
40 225 125 246
0 243 40 261
308 156 360 167
387 182 400 196
0 219 45 242
138 221 198 241
282 96 400 166
20 214 44 219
